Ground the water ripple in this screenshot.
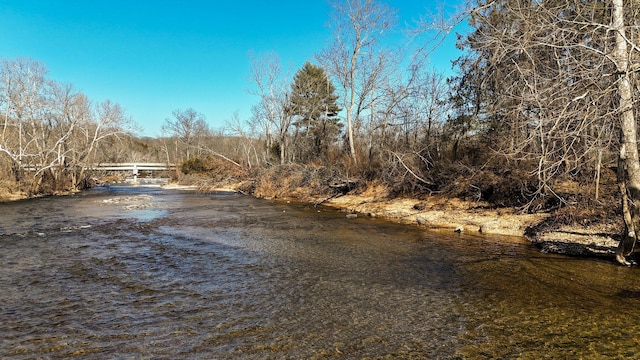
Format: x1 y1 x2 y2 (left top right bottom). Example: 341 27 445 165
2 187 640 358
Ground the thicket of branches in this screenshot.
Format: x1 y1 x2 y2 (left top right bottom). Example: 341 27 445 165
0 58 133 195
449 0 640 264
236 0 639 224
240 0 539 207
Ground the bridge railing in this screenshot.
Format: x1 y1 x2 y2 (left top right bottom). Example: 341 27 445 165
93 163 177 172
21 163 178 173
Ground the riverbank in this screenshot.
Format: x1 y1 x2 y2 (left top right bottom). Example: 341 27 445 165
0 175 622 261
322 192 620 259
0 180 27 202
238 176 622 260
0 184 79 202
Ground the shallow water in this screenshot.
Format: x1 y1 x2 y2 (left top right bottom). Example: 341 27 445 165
1 185 640 358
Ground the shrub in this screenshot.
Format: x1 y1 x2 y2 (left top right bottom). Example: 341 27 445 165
181 158 208 174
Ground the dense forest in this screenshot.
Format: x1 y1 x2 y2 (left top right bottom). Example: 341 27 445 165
1 0 639 263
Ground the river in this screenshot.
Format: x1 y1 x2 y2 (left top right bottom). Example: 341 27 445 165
1 185 640 359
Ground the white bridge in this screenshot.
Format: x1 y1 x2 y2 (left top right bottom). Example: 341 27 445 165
95 163 177 172
93 163 177 181
22 162 177 181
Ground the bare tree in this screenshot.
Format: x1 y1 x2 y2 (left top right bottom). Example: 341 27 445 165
454 0 640 263
43 82 89 187
225 111 261 169
612 0 640 265
0 58 131 193
0 58 50 187
317 0 396 162
162 108 209 162
247 52 293 164
81 100 131 171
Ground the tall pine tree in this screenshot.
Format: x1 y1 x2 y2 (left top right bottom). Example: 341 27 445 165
288 62 342 160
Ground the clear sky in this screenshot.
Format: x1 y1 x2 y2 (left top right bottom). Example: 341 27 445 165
0 1 465 137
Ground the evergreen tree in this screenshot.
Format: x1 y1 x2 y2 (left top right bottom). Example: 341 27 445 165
288 62 342 159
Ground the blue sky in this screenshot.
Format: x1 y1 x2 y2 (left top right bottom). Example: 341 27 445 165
0 1 466 137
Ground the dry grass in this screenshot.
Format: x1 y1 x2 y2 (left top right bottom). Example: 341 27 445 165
250 164 341 202
0 179 27 202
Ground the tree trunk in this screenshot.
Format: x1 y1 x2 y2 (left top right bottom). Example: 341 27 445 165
595 148 602 201
346 111 356 161
613 0 640 265
280 136 286 165
346 47 358 163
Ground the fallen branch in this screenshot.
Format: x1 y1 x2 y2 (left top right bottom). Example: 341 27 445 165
197 146 241 167
389 150 434 186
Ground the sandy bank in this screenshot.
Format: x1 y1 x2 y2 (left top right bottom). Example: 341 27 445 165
161 183 199 190
322 193 620 259
324 195 546 237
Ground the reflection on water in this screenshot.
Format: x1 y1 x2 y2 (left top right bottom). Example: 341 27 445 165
1 185 640 358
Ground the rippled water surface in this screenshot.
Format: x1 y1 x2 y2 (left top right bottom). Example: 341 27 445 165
2 185 640 359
